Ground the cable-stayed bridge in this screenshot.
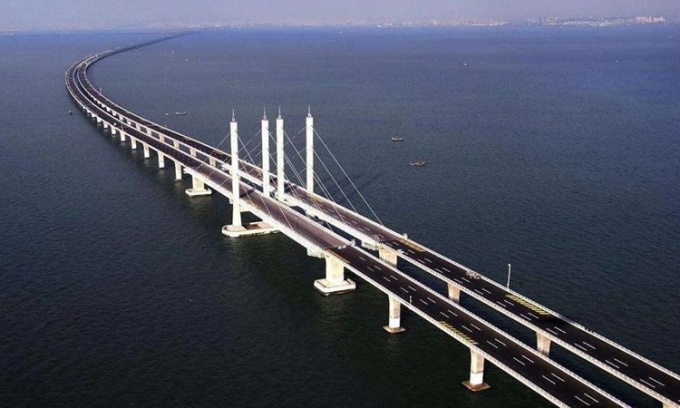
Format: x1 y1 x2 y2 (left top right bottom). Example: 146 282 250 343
65 38 679 408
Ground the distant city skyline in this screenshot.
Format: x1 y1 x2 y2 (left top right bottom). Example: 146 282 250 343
3 0 679 31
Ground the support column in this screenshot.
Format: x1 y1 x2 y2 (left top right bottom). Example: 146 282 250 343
536 332 551 356
142 143 150 159
276 108 285 200
463 349 490 392
209 156 216 167
305 106 314 193
158 153 165 169
447 283 461 303
378 247 398 266
314 256 356 295
129 136 136 149
110 125 116 136
120 130 126 142
383 295 406 334
174 160 182 181
262 110 271 197
185 173 212 196
190 147 197 157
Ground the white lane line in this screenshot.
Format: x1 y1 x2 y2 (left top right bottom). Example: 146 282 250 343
519 313 531 321
639 378 657 389
366 266 374 272
462 325 473 333
382 276 391 282
583 393 599 404
550 372 565 382
442 267 451 272
574 395 591 406
439 311 449 318
503 299 515 306
648 377 665 387
605 359 620 369
574 343 589 352
582 341 596 350
433 267 442 273
494 338 507 347
407 285 417 292
426 297 436 304
374 265 382 271
542 375 556 385
474 289 485 296
407 249 415 254
545 328 559 336
447 309 458 317
613 358 628 367
527 312 539 319
424 258 433 264
554 326 566 334
512 357 526 366
521 355 534 364
496 301 507 308
400 287 409 294
486 340 499 349
453 278 463 284
462 277 471 283
418 299 429 306
470 323 481 331
481 288 491 294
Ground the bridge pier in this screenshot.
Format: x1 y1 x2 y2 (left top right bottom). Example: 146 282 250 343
314 256 356 295
173 160 183 180
383 295 406 333
378 247 398 266
158 153 165 169
185 174 211 196
447 283 461 303
462 349 490 392
536 332 551 356
142 143 150 159
129 136 136 149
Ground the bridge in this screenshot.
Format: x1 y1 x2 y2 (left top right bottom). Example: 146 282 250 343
65 37 679 408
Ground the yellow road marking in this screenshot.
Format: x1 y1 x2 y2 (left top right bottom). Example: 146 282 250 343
398 238 426 253
439 321 477 345
506 294 551 315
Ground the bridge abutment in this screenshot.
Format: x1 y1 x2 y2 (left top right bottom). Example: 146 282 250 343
314 256 356 295
383 295 406 333
462 349 490 392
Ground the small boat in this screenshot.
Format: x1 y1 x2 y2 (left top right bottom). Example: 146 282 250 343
410 161 426 167
68 110 72 115
391 136 405 142
175 112 187 116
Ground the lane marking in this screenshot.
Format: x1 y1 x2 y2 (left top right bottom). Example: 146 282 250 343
648 377 665 387
582 341 596 350
439 311 449 319
519 313 531 321
554 326 566 334
639 378 657 389
613 358 628 367
442 267 452 272
496 301 507 308
418 299 429 306
583 393 599 404
482 288 492 294
486 340 499 349
474 289 485 296
574 395 591 406
521 355 534 364
574 343 589 352
447 309 458 317
462 325 473 333
527 312 539 319
512 357 526 366
407 285 417 292
605 359 620 369
426 297 436 304
550 372 565 382
470 323 481 331
542 375 556 385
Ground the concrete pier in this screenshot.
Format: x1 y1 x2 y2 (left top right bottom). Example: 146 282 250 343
142 143 150 159
463 350 490 392
129 136 136 149
383 295 406 334
447 282 461 303
378 247 398 266
173 160 182 181
537 332 551 356
158 153 165 169
314 256 356 295
185 174 211 196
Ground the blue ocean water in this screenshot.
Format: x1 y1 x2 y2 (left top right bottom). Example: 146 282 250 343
0 27 678 407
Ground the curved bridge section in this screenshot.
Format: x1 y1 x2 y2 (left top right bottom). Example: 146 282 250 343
65 37 677 408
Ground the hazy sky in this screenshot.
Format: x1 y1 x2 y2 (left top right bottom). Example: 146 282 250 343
3 0 678 29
